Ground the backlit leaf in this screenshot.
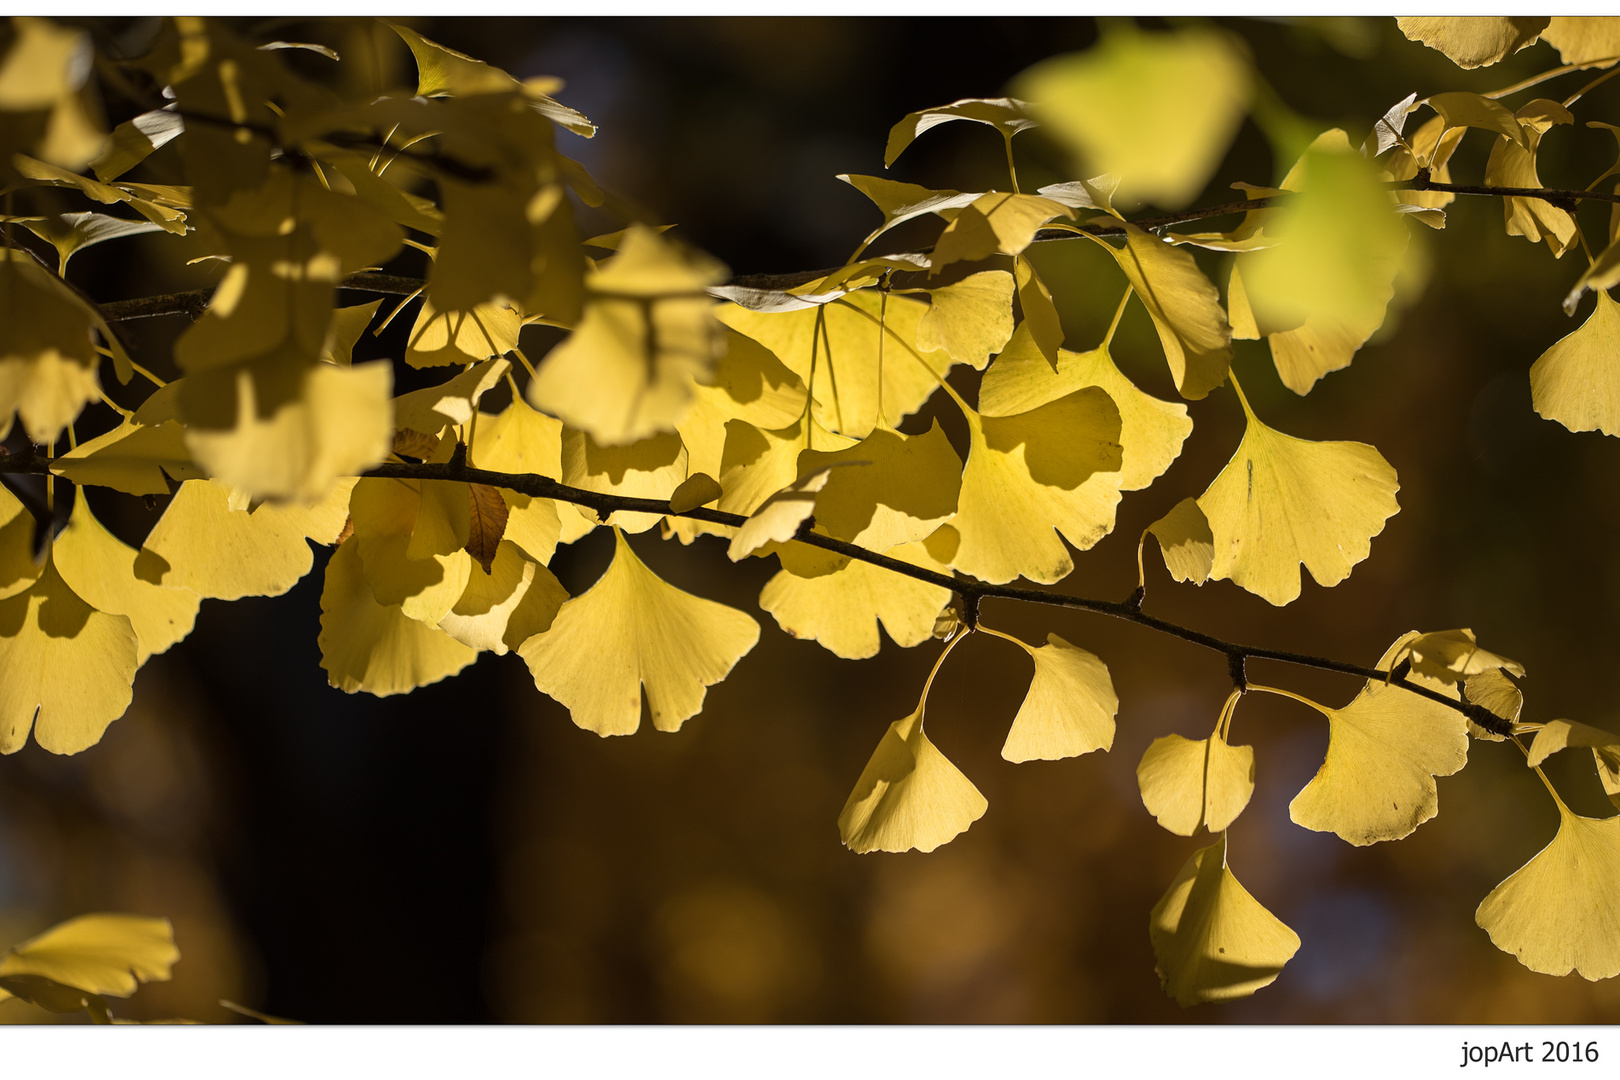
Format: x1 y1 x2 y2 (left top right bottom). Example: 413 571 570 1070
1397 17 1548 68
1014 259 1065 366
1399 628 1524 682
1541 17 1620 68
838 174 980 254
915 270 1015 370
561 428 687 534
0 249 103 443
394 357 509 437
1001 632 1117 763
1105 225 1232 399
883 97 1037 167
519 529 758 736
1464 669 1522 741
1424 92 1527 146
727 467 833 562
797 422 962 553
405 299 522 369
1486 100 1576 259
1149 835 1300 1007
1147 497 1214 585
51 419 203 496
1137 730 1254 835
0 914 177 1000
437 539 566 655
466 482 509 574
759 541 950 660
931 193 1074 270
838 709 987 854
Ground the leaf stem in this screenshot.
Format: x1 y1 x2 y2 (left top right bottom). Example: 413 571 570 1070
916 631 966 728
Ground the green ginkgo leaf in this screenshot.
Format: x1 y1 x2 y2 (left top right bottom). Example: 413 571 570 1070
1149 834 1300 1007
838 709 987 854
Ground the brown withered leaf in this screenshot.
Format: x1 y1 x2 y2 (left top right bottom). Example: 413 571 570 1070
466 483 510 574
332 514 355 548
393 428 442 460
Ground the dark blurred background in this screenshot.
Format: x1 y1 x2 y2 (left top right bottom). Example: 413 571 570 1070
2 16 1620 1024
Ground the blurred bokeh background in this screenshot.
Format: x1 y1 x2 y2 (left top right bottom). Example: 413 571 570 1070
3 15 1620 1024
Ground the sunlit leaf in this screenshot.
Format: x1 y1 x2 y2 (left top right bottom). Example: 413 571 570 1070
1424 92 1527 146
915 271 1015 370
797 422 961 552
0 249 104 444
0 914 177 1002
1147 497 1214 585
759 540 950 660
1001 632 1117 763
52 419 204 496
561 428 687 534
1399 628 1524 682
1149 835 1300 1007
668 472 722 513
405 299 522 369
1464 669 1522 741
1138 729 1254 836
437 538 567 655
727 467 834 562
0 17 105 171
1541 17 1620 68
1105 225 1232 399
883 97 1037 167
838 709 987 854
1486 99 1577 259
1397 17 1548 68
519 529 758 736
394 358 510 438
931 193 1074 270
838 174 980 254
1013 259 1065 366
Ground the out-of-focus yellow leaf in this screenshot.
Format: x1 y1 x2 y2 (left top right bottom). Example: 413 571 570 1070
1138 730 1255 835
838 709 987 854
91 108 184 183
561 429 687 534
1398 628 1525 682
0 250 103 443
932 193 1073 270
1000 632 1117 763
1541 17 1620 68
718 291 955 439
0 559 136 755
759 540 950 660
1397 17 1548 68
979 322 1191 490
1149 834 1301 1006
1014 24 1251 209
915 271 1014 370
1290 633 1468 845
52 419 204 496
1197 388 1399 606
319 537 478 696
1147 497 1214 585
1477 800 1620 980
1535 296 1620 440
405 299 521 369
530 225 726 446
53 493 199 665
0 914 177 1001
883 97 1037 167
395 358 509 437
1105 225 1232 399
951 389 1124 585
0 18 105 171
519 529 758 736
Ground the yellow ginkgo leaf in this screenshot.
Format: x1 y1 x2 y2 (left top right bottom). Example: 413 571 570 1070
838 174 982 255
1464 669 1522 742
837 709 987 854
1149 835 1301 1007
882 97 1037 168
53 493 200 664
1485 100 1577 259
718 291 955 440
0 914 177 1001
320 300 384 366
951 389 1124 585
1000 632 1117 763
717 417 855 518
1525 718 1620 799
727 467 834 562
1147 497 1214 585
561 428 688 534
1531 291 1620 436
405 298 521 368
1397 17 1548 68
1106 225 1232 399
349 476 471 625
470 395 569 560
1476 801 1620 980
394 357 510 437
51 419 204 496
0 484 40 601
437 539 566 655
0 559 137 756
668 472 723 513
931 193 1074 269
798 422 962 552
1399 628 1525 682
1197 386 1399 606
318 538 479 696
759 540 950 660
1229 254 1394 397
979 322 1191 490
1289 633 1469 845
0 250 104 444
0 18 106 171
1014 24 1251 209
518 529 759 736
1138 732 1255 835
915 270 1015 370
140 478 351 601
1540 16 1620 69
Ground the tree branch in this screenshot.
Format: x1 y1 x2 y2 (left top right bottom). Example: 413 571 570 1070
0 451 1508 733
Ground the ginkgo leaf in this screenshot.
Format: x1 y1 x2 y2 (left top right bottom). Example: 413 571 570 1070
51 419 204 496
1485 100 1577 259
1424 92 1527 147
797 422 961 552
1198 389 1399 606
1000 632 1117 763
1014 24 1251 208
529 225 726 446
1149 835 1301 1007
718 290 955 440
0 485 41 601
349 474 472 625
1526 719 1620 779
437 539 567 655
0 249 104 444
1476 802 1620 980
759 541 950 660
838 174 981 254
405 299 521 369
319 538 479 696
140 478 352 600
561 429 687 534
1399 628 1524 682
0 914 177 1001
1397 17 1548 68
1147 497 1214 584
727 467 833 562
950 389 1124 585
1105 225 1232 399
90 107 184 183
1229 255 1394 397
931 193 1074 270
518 529 759 736
979 322 1191 490
389 21 595 135
53 493 200 665
915 271 1015 370
668 473 722 513
1289 633 1468 845
1464 669 1522 741
1138 731 1255 835
1014 259 1065 366
466 482 508 574
837 709 987 854
470 394 568 560
18 211 166 275
883 97 1037 167
1540 17 1620 69
716 417 854 521
1534 292 1620 436
0 18 105 171
0 559 137 756
393 357 509 436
